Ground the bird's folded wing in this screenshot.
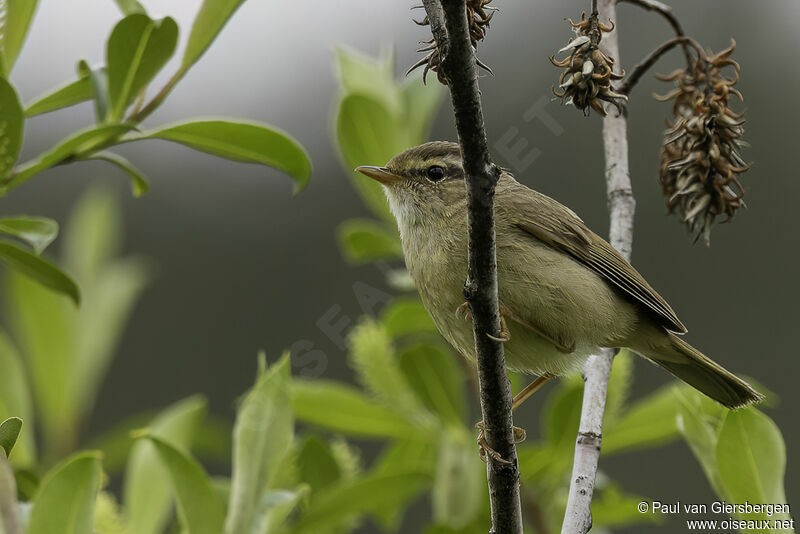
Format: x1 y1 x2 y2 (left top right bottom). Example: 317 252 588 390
511 191 688 334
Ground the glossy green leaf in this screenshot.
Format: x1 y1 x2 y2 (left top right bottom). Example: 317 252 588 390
24 75 93 117
27 452 102 534
291 473 429 534
0 0 38 75
337 219 401 264
180 0 246 74
143 435 225 534
0 242 79 304
0 419 21 458
0 449 20 534
112 0 145 15
603 385 681 455
0 217 57 253
398 343 466 424
291 380 420 439
124 396 207 534
134 120 311 191
716 409 790 524
6 123 135 192
544 379 583 449
348 320 430 423
106 14 178 120
382 297 437 338
85 410 153 475
87 151 149 196
0 77 23 181
335 94 400 220
0 331 34 466
432 429 484 529
225 355 294 534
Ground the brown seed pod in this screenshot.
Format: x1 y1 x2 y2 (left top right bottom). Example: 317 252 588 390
550 11 626 116
656 39 749 245
408 0 496 84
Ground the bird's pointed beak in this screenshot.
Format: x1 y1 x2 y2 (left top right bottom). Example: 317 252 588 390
355 165 402 186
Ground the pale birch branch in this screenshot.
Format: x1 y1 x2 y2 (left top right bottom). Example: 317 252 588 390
561 0 635 531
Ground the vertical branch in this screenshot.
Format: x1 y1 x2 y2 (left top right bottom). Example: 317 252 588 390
421 1 524 532
561 0 634 532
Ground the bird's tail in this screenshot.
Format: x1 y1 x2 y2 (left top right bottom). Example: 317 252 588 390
642 333 762 409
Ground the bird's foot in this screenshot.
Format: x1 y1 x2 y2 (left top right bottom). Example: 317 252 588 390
455 301 471 321
456 301 510 342
475 421 526 465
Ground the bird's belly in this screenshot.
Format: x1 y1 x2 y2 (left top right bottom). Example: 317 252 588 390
409 235 637 377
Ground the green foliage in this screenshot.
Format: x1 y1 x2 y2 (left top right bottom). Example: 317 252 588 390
337 219 403 264
133 120 312 192
24 72 93 117
3 188 148 457
26 452 102 534
0 77 23 179
106 14 179 120
0 217 57 254
180 0 247 75
0 0 38 76
677 387 793 530
0 418 22 458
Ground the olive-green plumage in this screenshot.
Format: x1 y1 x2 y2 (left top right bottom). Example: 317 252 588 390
357 141 761 409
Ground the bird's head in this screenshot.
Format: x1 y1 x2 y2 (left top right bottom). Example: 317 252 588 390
356 141 468 225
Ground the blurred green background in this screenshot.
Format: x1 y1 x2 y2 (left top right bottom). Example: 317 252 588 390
2 0 796 531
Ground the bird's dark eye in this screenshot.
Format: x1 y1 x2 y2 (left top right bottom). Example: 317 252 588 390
426 165 445 182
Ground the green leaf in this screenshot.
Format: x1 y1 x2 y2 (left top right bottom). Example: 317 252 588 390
0 0 38 76
0 419 21 457
397 343 466 425
603 385 680 455
337 219 401 264
24 74 93 117
0 242 79 304
77 60 110 123
0 331 34 466
543 379 583 450
87 151 149 197
0 449 20 534
0 77 24 180
112 0 145 15
5 123 136 192
124 396 207 534
335 47 402 116
604 349 633 426
180 0 246 74
401 72 444 145
335 94 401 220
27 452 102 534
432 429 484 529
290 473 429 534
133 120 311 191
716 409 790 524
106 14 178 120
142 435 225 534
85 410 154 475
291 380 420 439
382 297 437 338
225 355 294 534
675 385 727 496
297 436 342 495
0 217 57 253
348 320 430 423
591 485 662 529
253 486 309 534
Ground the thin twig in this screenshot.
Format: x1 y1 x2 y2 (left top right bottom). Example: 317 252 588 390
618 0 692 66
421 1 524 532
561 0 634 532
619 35 706 95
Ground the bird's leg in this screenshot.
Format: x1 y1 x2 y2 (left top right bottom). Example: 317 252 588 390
456 301 510 342
475 373 554 464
